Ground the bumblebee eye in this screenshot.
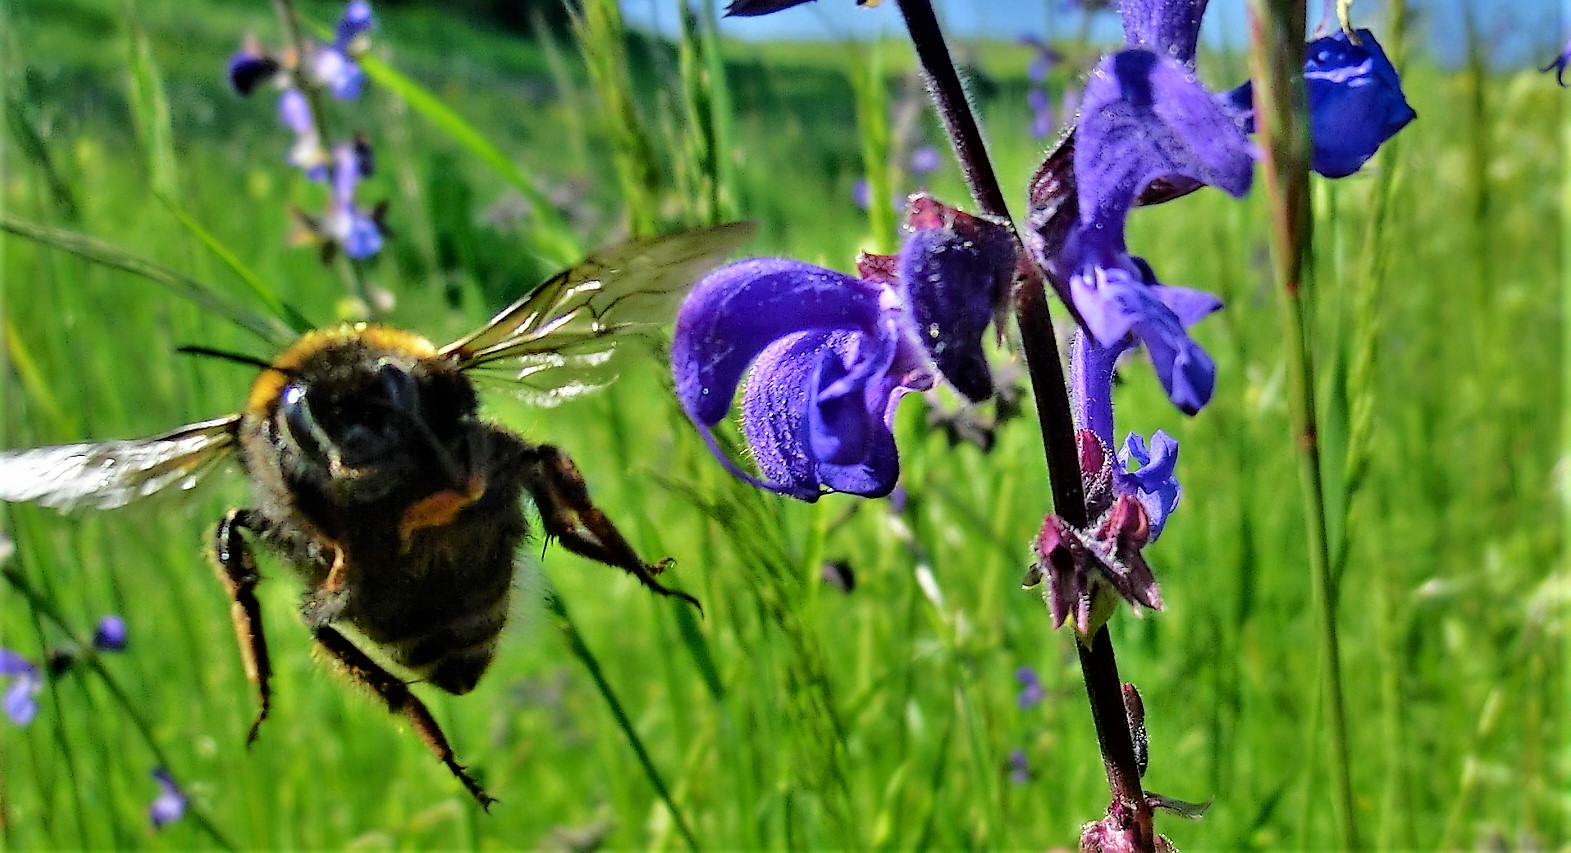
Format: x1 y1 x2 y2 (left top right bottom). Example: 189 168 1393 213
281 384 332 463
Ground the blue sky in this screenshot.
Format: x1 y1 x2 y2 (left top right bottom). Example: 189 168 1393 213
620 1 1565 69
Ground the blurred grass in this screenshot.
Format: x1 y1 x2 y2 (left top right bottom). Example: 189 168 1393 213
0 0 1565 849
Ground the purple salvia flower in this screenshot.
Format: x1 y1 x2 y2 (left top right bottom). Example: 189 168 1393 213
149 767 188 829
278 89 329 181
227 49 281 97
1225 29 1416 178
1544 36 1571 86
0 649 42 726
92 615 128 653
1015 665 1045 708
908 144 942 176
325 142 383 260
851 177 873 210
898 194 1016 402
673 196 1014 500
1037 0 1249 414
306 0 374 100
1027 88 1054 139
672 257 933 501
1008 748 1033 784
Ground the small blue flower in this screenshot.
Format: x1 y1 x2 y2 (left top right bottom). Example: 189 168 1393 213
278 89 329 181
908 144 942 176
1225 29 1416 178
92 615 128 653
1544 37 1571 86
325 142 383 260
227 50 281 97
1116 431 1180 542
1015 666 1045 709
1008 748 1033 784
0 649 42 726
307 1 374 100
149 767 188 829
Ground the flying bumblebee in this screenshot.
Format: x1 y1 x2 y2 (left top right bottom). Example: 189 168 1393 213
0 221 755 808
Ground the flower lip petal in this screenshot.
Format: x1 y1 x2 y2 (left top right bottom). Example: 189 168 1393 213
1301 29 1415 178
724 0 816 16
150 767 188 829
673 258 889 427
0 649 36 677
93 616 129 652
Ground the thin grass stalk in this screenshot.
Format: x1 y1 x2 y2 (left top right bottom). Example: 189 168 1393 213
546 592 701 851
1244 4 1359 848
3 565 237 850
891 0 1152 845
850 44 898 251
576 0 660 237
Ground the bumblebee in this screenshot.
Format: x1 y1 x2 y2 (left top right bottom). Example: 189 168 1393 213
0 222 754 808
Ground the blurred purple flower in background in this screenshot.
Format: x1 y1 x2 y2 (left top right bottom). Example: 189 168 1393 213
1008 748 1034 784
278 89 330 181
306 0 374 100
149 768 188 829
1016 665 1046 708
1543 36 1571 86
0 649 41 726
92 615 129 653
322 141 384 260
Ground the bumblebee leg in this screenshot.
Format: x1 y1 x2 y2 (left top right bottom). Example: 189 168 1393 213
311 625 497 810
213 508 274 746
520 444 701 611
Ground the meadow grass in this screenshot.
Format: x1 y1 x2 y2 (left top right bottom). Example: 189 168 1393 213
0 0 1564 849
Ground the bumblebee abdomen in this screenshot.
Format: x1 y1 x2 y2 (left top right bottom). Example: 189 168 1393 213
380 595 511 695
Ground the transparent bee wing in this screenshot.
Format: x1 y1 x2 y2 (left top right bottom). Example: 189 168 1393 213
441 221 756 377
466 349 621 408
0 415 241 511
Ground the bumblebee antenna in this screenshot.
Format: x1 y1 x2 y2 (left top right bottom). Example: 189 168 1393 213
177 345 287 374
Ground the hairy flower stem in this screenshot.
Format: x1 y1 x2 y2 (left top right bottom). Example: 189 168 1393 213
893 1 1152 845
1245 5 1360 849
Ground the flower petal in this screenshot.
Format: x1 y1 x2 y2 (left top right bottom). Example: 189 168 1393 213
673 259 889 428
1117 430 1181 540
336 0 374 48
0 649 35 677
150 768 188 829
93 616 129 652
1224 29 1415 178
1117 0 1209 67
4 671 39 726
227 52 281 97
724 0 815 16
1077 48 1254 240
898 196 1016 402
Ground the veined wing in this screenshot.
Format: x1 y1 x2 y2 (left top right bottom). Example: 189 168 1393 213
0 415 241 511
441 221 756 373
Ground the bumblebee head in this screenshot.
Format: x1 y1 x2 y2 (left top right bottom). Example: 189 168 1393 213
255 328 481 504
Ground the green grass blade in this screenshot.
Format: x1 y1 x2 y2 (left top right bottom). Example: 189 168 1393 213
548 593 702 851
355 53 580 266
156 195 314 334
0 214 294 347
122 0 180 200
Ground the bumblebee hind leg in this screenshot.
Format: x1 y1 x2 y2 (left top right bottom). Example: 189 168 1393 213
212 509 275 746
311 625 497 810
519 444 701 612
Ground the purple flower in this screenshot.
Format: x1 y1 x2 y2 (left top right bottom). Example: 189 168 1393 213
673 197 1015 500
1008 748 1033 784
1069 330 1184 541
149 768 188 829
1015 665 1045 708
227 48 281 96
1027 88 1055 139
908 144 942 176
1544 37 1571 86
0 649 42 726
1032 430 1164 636
324 142 383 259
92 615 128 653
851 177 873 210
672 257 932 501
306 1 374 100
1225 29 1416 178
1032 1 1251 416
278 89 329 181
